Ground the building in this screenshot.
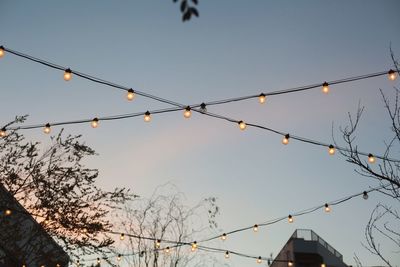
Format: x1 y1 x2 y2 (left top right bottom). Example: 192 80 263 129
270 229 348 267
0 184 69 267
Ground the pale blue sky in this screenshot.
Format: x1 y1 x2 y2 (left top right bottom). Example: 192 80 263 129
1 0 400 266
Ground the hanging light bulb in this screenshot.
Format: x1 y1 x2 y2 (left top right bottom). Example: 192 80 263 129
282 134 290 145
164 247 170 254
257 256 262 264
126 88 135 101
144 111 151 122
363 191 369 200
225 251 230 259
117 254 122 262
321 264 326 267
191 241 197 252
184 106 192 118
63 68 72 81
97 258 101 264
221 233 227 241
0 46 4 58
253 224 259 232
76 260 80 267
0 128 6 138
43 123 51 134
324 203 331 213
259 93 266 104
288 260 294 266
238 120 246 130
156 239 161 248
328 145 335 155
91 117 99 128
120 233 125 240
288 215 294 223
322 82 329 94
388 69 397 81
368 153 375 164
44 217 50 225
5 209 12 216
200 103 207 113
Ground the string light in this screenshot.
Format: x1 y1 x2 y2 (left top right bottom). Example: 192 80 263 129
328 145 335 155
0 46 4 57
363 191 369 200
120 233 125 240
5 209 12 216
288 260 294 266
238 120 247 130
225 251 230 259
221 233 227 241
368 153 376 163
156 239 161 248
91 118 99 128
164 247 170 254
282 134 290 145
388 69 397 81
321 264 326 267
257 256 262 264
184 106 192 118
126 88 135 101
191 241 198 252
97 258 101 264
43 123 51 134
63 68 72 81
117 254 121 262
258 93 266 104
322 82 329 94
288 215 293 223
144 111 151 122
324 203 331 213
253 224 259 232
0 128 6 137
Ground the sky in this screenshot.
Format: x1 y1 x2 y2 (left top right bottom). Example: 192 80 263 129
1 0 400 266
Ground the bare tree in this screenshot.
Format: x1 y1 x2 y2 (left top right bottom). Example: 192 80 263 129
113 184 219 267
0 116 134 264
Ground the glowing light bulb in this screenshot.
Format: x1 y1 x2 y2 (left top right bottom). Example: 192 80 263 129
221 233 227 241
238 120 246 130
324 203 331 213
253 224 259 232
164 247 170 254
257 256 262 264
200 103 207 113
156 239 161 248
91 118 99 128
120 233 125 240
5 209 12 216
144 111 151 122
282 134 290 145
0 46 4 58
388 69 397 81
225 251 230 259
322 82 329 94
328 145 335 155
63 68 72 81
288 215 294 223
97 258 101 264
184 106 192 118
321 264 326 267
259 93 266 104
368 153 375 164
288 261 294 266
363 191 369 200
191 241 197 251
44 123 51 134
44 217 50 225
117 254 122 261
0 128 6 138
126 88 135 101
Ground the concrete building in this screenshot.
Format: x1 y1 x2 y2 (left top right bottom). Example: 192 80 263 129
0 184 69 267
270 229 348 267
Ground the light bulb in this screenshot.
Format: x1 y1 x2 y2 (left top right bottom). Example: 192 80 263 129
225 251 230 259
288 215 293 223
191 241 197 251
363 191 369 200
164 247 170 254
238 120 246 130
200 103 207 113
324 203 331 213
97 258 101 264
156 239 161 248
259 93 266 104
321 264 326 267
91 118 99 128
257 256 262 264
184 106 192 118
44 123 51 134
0 46 4 58
117 254 121 261
322 82 329 94
5 209 12 216
282 134 290 145
368 153 375 163
288 261 294 266
44 217 50 225
388 69 397 81
221 233 227 241
328 145 335 155
0 128 6 138
253 224 259 232
63 68 72 81
144 111 151 122
120 233 125 240
126 88 135 101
